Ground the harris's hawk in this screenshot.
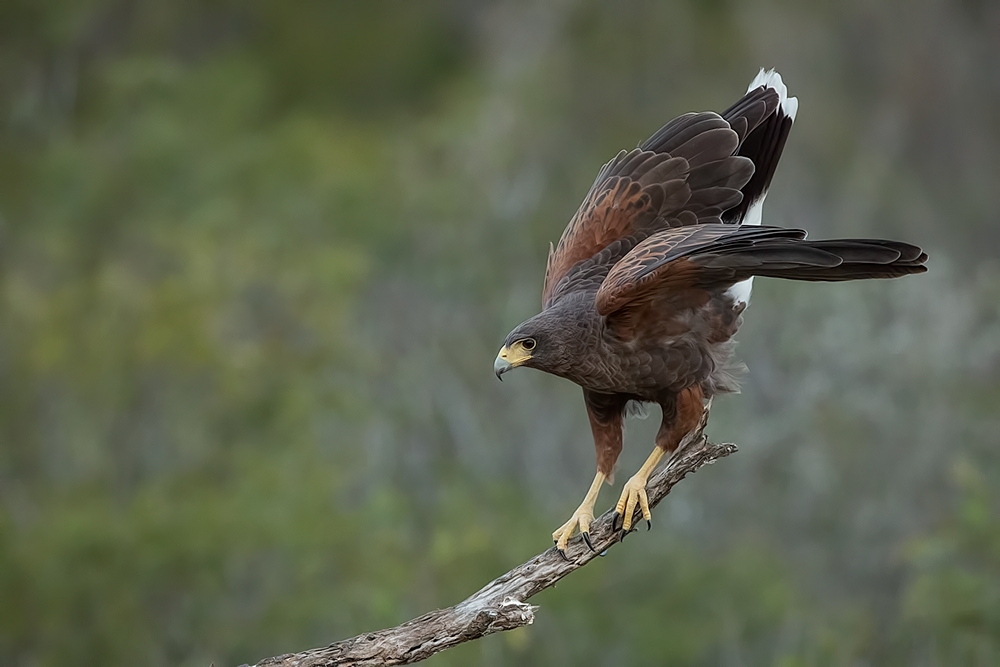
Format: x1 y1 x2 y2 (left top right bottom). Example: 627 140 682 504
493 70 927 556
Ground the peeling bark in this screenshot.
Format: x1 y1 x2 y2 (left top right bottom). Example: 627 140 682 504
249 406 735 667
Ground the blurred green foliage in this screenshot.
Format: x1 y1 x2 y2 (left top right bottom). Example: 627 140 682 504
1 1 999 666
901 460 1000 663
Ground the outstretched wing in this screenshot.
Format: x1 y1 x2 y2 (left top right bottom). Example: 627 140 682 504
541 87 781 308
594 224 927 335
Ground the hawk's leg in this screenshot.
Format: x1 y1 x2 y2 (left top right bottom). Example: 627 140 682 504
552 471 605 553
613 384 704 535
552 390 627 556
613 447 663 533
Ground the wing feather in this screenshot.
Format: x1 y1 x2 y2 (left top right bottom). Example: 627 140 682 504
542 119 756 307
595 225 927 320
541 79 799 308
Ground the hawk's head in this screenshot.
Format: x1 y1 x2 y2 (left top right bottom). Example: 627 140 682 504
494 306 579 380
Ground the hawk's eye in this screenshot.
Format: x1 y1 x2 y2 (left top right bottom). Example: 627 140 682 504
521 338 536 351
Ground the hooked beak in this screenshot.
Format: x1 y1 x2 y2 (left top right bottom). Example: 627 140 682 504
494 344 531 380
494 354 510 380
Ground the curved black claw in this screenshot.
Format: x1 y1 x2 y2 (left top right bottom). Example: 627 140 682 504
582 531 595 552
556 547 571 562
619 528 628 542
611 511 622 532
646 519 652 531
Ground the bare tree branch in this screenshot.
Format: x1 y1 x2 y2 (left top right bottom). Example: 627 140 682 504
249 406 736 667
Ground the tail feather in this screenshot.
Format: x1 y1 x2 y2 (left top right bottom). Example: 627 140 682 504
722 69 799 226
721 68 799 304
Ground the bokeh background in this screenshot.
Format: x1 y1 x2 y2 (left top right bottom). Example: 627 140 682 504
2 1 999 665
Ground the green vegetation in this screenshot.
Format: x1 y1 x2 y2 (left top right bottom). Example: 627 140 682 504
1 1 997 665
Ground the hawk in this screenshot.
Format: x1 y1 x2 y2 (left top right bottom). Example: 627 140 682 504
493 70 927 556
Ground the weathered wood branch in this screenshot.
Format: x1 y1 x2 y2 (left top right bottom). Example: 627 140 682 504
249 406 735 667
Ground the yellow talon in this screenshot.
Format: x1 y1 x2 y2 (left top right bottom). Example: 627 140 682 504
614 475 652 532
614 446 665 532
552 471 605 553
552 508 594 553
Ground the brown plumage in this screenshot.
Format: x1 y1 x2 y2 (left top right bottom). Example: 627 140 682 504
493 70 927 555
